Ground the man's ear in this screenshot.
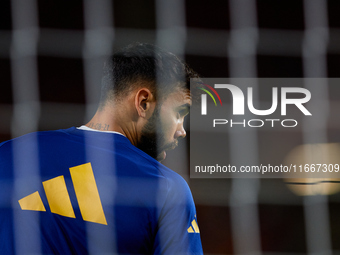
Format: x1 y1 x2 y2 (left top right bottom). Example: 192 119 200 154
135 88 155 118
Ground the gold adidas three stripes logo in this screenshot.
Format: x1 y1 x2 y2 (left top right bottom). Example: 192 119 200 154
187 216 200 233
18 163 107 225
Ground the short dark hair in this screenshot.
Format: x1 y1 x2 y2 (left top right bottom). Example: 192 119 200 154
99 42 199 107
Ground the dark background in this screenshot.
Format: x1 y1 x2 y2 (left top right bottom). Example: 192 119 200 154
1 0 340 254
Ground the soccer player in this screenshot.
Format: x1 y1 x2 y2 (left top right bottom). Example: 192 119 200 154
0 43 203 254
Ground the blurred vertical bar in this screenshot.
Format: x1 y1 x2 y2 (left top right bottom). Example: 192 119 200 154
155 0 188 178
83 0 114 121
156 0 186 58
10 0 41 253
302 1 332 255
82 0 116 253
155 0 190 250
228 0 262 255
10 0 40 136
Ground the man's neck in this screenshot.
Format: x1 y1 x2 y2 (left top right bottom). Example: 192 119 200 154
78 125 125 136
85 109 139 146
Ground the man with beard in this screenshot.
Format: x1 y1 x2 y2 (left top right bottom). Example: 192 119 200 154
0 43 203 254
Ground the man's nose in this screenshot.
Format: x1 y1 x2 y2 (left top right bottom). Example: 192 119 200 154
174 124 186 139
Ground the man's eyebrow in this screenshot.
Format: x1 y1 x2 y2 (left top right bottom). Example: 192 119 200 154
176 103 191 113
178 103 191 109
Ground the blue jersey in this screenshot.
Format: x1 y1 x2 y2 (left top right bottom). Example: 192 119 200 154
0 127 203 254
